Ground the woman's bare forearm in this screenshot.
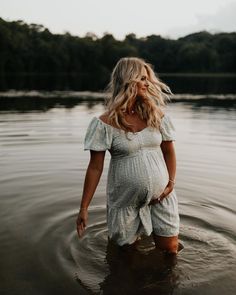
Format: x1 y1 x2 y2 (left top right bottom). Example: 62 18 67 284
79 150 106 210
80 165 103 210
162 143 176 180
163 150 176 181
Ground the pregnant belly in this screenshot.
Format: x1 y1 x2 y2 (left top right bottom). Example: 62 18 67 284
108 154 169 206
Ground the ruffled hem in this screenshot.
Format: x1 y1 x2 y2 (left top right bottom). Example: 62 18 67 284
107 205 153 246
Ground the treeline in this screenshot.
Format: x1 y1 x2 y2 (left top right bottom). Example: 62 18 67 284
0 17 236 89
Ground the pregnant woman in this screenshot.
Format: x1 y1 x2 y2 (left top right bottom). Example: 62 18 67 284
76 57 180 254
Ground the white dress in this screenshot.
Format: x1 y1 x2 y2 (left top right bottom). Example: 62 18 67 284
84 114 180 246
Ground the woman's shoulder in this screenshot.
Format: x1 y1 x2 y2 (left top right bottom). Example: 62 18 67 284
159 111 176 141
90 112 114 131
161 111 174 121
84 112 113 151
99 111 110 125
86 112 112 130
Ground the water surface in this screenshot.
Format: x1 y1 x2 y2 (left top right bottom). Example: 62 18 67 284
0 100 236 294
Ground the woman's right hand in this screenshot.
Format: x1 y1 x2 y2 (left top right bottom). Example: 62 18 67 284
76 209 88 238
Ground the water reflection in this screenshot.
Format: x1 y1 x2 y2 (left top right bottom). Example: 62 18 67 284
0 92 235 112
162 74 236 95
0 94 104 112
100 237 180 295
1 73 236 94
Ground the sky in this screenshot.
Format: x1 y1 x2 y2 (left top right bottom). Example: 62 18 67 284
1 0 236 40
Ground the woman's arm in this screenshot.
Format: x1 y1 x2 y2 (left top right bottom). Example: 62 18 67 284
77 150 106 237
160 141 176 182
150 141 176 204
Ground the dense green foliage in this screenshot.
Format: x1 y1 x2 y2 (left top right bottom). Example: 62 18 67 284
0 17 236 89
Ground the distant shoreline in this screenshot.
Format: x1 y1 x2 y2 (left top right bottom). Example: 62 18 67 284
0 90 235 100
1 72 236 77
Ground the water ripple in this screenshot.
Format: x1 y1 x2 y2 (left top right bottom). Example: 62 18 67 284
30 205 236 294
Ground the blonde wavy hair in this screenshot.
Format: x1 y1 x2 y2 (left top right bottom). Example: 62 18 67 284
104 57 173 133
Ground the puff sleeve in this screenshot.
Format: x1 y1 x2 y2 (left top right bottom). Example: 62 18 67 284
84 117 113 151
160 114 176 141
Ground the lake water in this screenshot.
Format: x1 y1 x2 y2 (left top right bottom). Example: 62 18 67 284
0 96 236 294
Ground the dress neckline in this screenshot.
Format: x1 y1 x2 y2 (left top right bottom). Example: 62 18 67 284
96 117 150 134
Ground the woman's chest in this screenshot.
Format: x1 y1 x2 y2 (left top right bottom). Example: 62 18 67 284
109 128 162 156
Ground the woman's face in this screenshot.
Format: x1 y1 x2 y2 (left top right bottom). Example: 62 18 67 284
136 67 149 98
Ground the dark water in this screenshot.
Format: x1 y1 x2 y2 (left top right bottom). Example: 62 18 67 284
0 98 236 294
1 73 236 94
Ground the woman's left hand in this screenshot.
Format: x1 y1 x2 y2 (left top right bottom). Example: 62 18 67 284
149 181 174 205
